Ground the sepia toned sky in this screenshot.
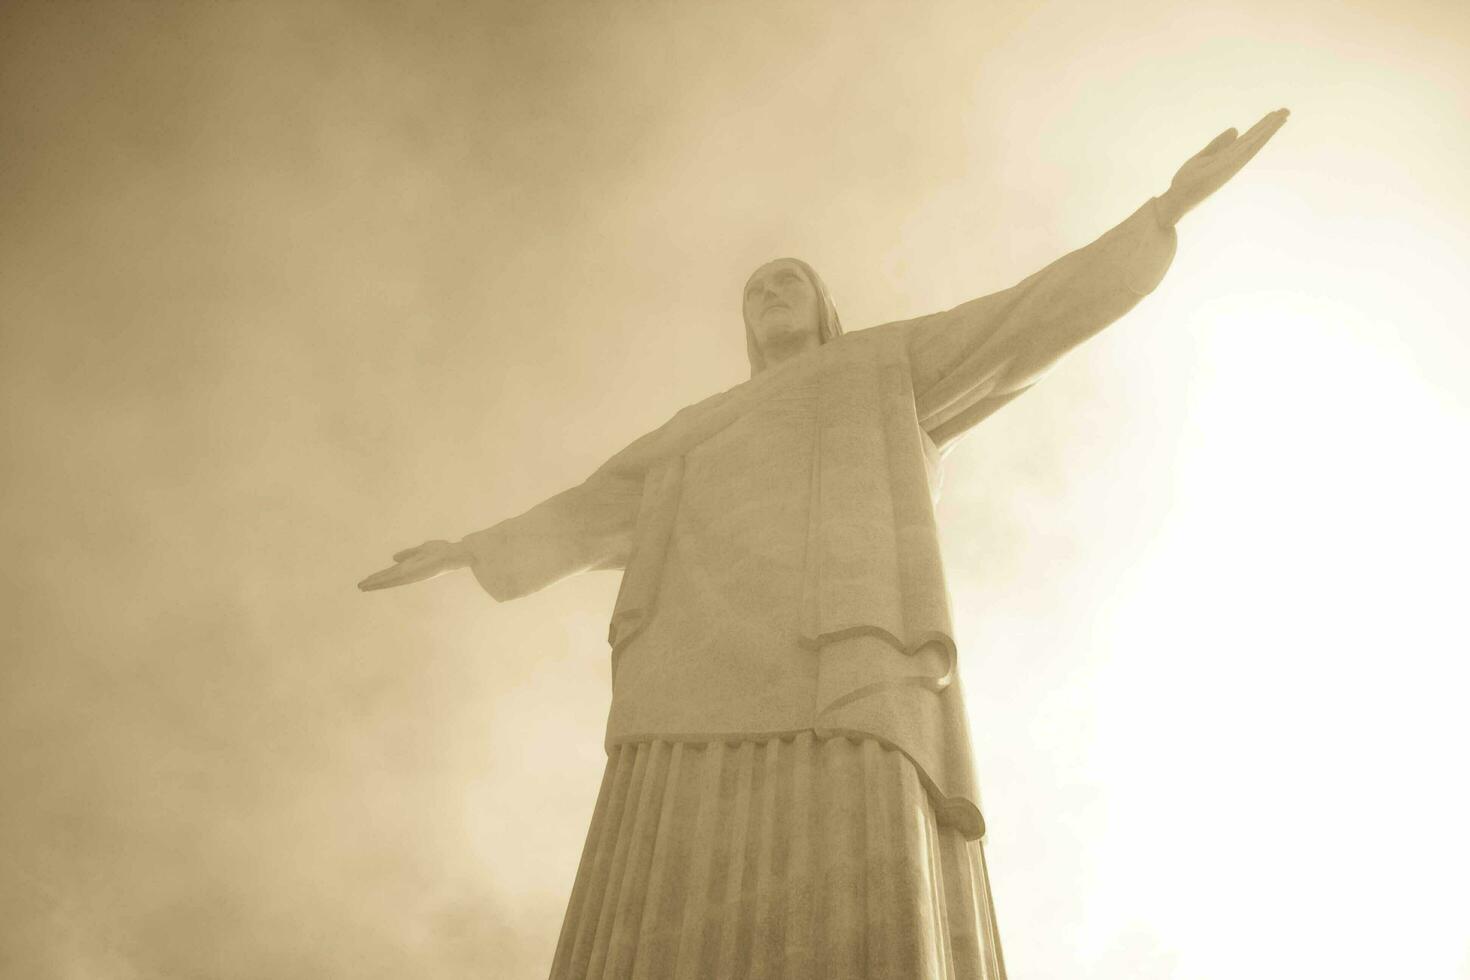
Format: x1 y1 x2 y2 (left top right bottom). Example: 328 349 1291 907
3 0 1468 977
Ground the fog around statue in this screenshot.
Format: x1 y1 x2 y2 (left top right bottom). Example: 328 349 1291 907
358 110 1287 593
359 108 1288 595
357 108 1289 979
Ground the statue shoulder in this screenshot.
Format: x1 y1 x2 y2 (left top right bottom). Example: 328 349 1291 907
818 320 915 367
836 319 918 351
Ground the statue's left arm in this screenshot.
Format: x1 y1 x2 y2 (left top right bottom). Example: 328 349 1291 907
908 108 1289 449
907 195 1176 446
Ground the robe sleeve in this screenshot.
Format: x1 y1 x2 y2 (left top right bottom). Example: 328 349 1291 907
457 470 645 601
455 378 740 603
907 196 1178 449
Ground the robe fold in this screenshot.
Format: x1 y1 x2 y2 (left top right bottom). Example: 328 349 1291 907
463 197 1177 841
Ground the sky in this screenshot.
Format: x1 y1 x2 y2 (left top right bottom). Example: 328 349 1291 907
2 0 1468 977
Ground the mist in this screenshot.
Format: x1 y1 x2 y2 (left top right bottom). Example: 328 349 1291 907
3 1 1468 977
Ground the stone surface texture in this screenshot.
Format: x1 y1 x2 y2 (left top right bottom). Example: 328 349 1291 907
455 196 1179 975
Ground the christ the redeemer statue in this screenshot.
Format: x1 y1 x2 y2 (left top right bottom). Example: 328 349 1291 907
360 108 1289 979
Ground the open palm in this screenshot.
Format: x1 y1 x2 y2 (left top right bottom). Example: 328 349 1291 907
1159 108 1290 225
357 539 470 591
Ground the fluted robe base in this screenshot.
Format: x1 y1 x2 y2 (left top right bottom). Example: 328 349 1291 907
551 732 1006 979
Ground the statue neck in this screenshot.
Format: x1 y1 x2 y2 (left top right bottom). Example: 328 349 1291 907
759 333 821 370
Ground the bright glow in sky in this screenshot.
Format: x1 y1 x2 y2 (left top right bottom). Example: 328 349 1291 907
2 0 1467 977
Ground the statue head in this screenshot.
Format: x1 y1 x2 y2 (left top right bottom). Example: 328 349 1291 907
742 258 844 377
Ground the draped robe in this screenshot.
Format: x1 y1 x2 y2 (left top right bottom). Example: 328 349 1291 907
462 197 1178 841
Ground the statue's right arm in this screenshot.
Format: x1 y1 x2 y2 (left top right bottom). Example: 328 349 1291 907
356 471 644 598
447 386 751 599
357 389 719 598
453 473 645 601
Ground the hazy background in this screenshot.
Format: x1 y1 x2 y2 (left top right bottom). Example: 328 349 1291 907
3 0 1468 977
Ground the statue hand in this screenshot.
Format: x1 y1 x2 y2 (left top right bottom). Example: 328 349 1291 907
357 538 471 591
1157 107 1290 225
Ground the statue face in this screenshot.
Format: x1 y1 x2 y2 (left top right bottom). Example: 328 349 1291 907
744 259 821 354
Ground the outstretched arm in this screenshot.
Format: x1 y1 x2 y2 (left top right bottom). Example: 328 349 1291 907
909 108 1289 448
356 380 718 599
357 471 644 599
